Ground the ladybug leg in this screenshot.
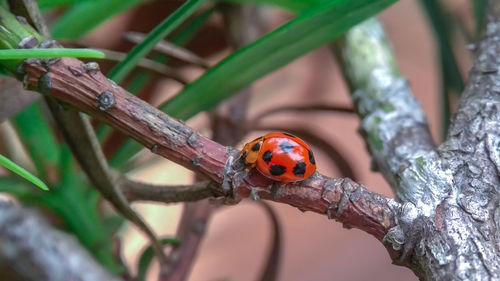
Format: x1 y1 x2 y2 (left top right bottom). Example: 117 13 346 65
250 186 271 201
270 181 283 199
250 188 260 200
251 182 283 200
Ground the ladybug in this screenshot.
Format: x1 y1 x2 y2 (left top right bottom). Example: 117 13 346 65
241 132 316 182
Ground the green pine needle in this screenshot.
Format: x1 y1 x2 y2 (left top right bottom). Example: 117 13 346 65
107 0 207 83
0 154 49 191
0 48 105 59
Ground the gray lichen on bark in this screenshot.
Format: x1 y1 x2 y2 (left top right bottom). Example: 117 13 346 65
335 18 451 212
335 7 500 280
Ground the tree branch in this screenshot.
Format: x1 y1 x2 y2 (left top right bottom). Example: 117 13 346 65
333 18 450 210
441 0 500 211
119 178 220 203
20 55 399 241
440 0 500 181
0 201 122 281
353 5 500 279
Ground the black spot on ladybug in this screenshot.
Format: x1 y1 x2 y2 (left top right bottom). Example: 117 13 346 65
251 142 261 151
270 164 286 176
279 141 294 153
283 132 296 138
262 150 273 163
241 150 247 158
308 149 315 164
293 161 306 177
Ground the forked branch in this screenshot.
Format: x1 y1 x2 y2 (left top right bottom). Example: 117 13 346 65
21 56 400 242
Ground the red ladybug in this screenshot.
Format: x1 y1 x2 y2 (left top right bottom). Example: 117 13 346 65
241 132 316 182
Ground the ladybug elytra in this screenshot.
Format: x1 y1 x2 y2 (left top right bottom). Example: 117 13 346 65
241 132 316 182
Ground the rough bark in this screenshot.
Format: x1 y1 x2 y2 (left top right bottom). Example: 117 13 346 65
334 8 500 281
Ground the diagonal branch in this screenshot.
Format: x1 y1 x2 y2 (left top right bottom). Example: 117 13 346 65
333 18 450 209
20 56 400 242
119 178 220 203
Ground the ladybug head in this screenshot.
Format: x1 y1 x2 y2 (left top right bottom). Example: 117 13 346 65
241 137 263 165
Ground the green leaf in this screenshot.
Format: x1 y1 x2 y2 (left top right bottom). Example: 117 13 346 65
50 0 146 40
109 140 138 167
0 176 41 198
0 6 45 71
44 177 124 274
227 0 328 13
0 154 49 190
418 0 464 95
110 0 398 166
471 0 487 34
161 0 398 120
107 0 207 84
37 0 77 10
136 237 180 281
0 48 105 59
11 102 60 181
170 6 216 46
0 175 122 273
102 215 125 236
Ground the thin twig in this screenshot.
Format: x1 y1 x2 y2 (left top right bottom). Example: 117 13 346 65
97 49 189 84
250 103 354 125
257 201 281 281
122 32 210 69
119 178 220 203
7 0 50 38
